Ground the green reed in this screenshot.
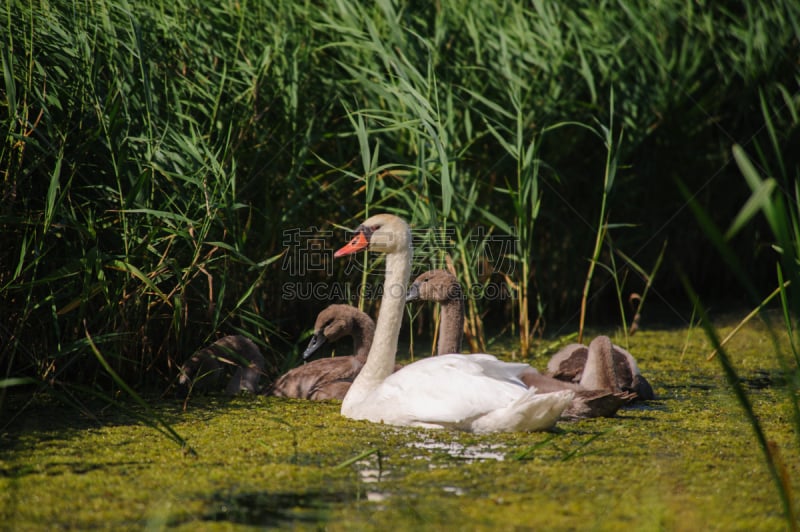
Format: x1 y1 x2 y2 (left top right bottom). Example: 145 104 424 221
1 0 798 418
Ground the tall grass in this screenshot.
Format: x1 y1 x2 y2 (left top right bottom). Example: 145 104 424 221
1 0 799 416
574 94 622 344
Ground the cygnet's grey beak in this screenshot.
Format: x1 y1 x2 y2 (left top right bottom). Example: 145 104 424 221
405 283 420 302
303 333 327 361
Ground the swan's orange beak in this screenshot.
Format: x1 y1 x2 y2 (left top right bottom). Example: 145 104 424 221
334 231 369 258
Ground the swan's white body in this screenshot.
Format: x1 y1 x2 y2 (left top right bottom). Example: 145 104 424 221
344 354 572 432
336 214 573 433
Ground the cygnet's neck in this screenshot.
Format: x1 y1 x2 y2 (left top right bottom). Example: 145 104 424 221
579 336 621 392
437 287 464 355
351 311 376 363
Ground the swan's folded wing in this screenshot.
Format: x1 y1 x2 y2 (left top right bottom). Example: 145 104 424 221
368 354 531 428
269 356 363 399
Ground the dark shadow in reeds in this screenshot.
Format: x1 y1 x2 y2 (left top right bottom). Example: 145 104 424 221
85 324 195 454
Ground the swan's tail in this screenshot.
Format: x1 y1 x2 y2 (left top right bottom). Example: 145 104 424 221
471 388 574 433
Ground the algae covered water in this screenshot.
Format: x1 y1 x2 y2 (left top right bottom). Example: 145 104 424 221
1 323 798 530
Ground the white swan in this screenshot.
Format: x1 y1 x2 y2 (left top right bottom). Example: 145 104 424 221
334 214 573 433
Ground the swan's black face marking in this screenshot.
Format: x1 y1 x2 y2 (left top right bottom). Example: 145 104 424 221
356 224 376 242
364 223 399 252
335 225 374 257
344 223 379 251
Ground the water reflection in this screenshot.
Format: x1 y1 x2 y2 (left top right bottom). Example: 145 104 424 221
408 439 506 462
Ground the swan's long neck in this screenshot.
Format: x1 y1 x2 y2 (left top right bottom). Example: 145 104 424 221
342 242 411 411
437 288 464 355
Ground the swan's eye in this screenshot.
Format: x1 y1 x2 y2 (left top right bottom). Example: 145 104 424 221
370 224 381 231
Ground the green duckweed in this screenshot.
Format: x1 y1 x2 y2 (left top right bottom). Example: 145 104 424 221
1 321 798 530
